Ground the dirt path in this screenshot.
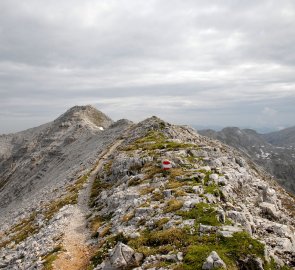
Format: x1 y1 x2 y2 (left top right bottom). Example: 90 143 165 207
53 140 123 270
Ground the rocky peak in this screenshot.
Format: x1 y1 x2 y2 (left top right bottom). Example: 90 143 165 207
54 105 113 130
137 116 167 128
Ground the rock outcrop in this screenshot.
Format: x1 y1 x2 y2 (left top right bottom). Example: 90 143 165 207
199 126 295 194
202 251 226 269
85 117 295 269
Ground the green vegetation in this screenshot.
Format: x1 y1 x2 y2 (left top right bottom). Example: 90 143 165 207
174 189 187 197
0 212 39 248
89 233 128 268
204 184 220 197
155 217 170 229
128 228 269 269
45 172 91 220
42 245 62 270
103 160 113 176
81 143 291 270
142 164 163 180
89 215 104 237
177 202 221 226
0 172 91 249
166 180 185 189
121 211 135 223
164 199 183 213
44 193 77 221
127 222 273 270
169 168 186 179
184 232 265 270
128 228 187 256
151 191 164 201
265 258 292 270
128 177 142 186
89 248 106 267
140 186 155 195
187 155 197 163
201 171 214 185
124 131 196 151
99 224 112 238
66 172 89 195
89 213 114 239
89 177 112 208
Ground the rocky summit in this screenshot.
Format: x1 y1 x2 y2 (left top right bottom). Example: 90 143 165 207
0 107 294 270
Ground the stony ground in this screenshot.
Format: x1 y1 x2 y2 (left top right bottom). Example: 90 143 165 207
85 117 295 270
0 106 132 270
0 110 294 270
53 140 124 270
199 127 295 194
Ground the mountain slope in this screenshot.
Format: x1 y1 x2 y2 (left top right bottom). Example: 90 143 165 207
0 105 131 228
0 113 294 269
85 117 295 269
199 127 295 194
263 126 295 146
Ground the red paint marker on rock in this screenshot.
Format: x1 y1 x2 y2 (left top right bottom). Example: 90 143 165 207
162 160 172 170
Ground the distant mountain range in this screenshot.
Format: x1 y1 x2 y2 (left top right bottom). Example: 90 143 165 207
199 126 295 194
192 125 280 134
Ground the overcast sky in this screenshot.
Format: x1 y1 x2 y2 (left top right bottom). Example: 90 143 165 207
1 0 295 134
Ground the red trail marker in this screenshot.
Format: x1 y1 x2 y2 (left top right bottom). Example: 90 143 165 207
162 160 172 170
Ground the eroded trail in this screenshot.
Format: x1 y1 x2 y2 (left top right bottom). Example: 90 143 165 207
53 140 123 270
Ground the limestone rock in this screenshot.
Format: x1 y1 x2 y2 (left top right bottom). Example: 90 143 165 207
260 202 280 220
218 225 243 237
109 242 142 269
202 251 226 269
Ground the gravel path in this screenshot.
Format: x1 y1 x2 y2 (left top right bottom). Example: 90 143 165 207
53 140 123 270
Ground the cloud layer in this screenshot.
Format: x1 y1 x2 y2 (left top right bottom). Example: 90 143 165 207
1 0 295 133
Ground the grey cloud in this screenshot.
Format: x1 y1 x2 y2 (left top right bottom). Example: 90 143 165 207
0 0 295 133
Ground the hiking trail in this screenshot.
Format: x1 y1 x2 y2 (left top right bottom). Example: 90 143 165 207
53 139 124 270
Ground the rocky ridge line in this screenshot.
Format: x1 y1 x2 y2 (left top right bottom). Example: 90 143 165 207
0 114 294 269
0 107 132 269
85 117 295 269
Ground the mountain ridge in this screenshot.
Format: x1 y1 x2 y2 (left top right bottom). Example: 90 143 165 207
263 126 295 146
0 107 294 269
199 126 295 195
0 106 130 225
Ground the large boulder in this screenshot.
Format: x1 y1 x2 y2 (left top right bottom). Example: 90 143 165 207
109 242 142 269
227 211 252 234
262 186 278 205
260 202 280 220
